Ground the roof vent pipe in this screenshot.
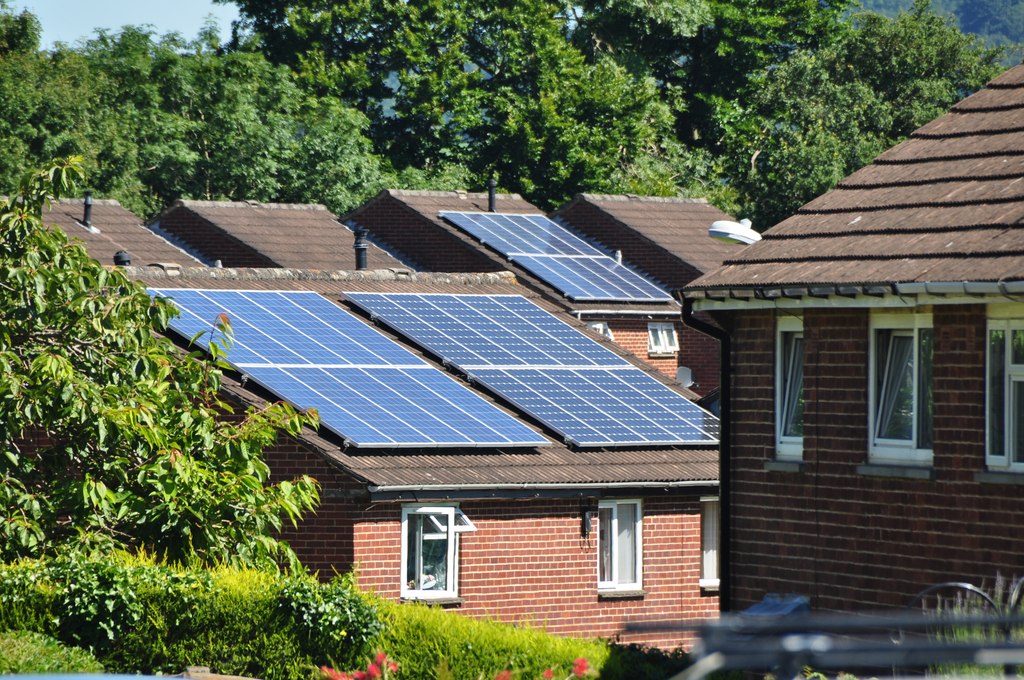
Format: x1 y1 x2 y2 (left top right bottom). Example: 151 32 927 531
353 225 368 271
615 250 623 264
487 178 497 212
113 250 130 267
83 191 93 227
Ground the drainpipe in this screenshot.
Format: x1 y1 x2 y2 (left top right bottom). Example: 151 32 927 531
682 294 732 613
487 178 497 212
353 225 368 271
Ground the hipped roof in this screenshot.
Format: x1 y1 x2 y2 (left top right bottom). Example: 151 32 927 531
687 64 1024 294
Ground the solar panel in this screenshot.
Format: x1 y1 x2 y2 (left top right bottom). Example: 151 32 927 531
438 211 674 303
345 292 719 447
150 288 549 449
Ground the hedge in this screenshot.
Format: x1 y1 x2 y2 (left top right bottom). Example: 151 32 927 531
0 630 104 674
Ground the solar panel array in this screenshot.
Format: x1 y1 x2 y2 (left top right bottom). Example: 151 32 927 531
345 292 719 447
438 211 674 303
150 288 549 449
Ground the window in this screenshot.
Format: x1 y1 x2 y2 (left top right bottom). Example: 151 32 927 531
648 322 678 354
776 317 804 460
587 320 614 341
869 313 933 463
700 497 720 590
401 505 475 599
598 499 642 591
987 321 1024 469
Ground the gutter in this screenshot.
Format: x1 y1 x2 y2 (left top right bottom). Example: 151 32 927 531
368 479 718 501
682 295 732 613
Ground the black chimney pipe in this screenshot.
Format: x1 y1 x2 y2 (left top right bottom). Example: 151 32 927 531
113 250 131 267
487 178 497 212
83 191 93 227
353 225 368 271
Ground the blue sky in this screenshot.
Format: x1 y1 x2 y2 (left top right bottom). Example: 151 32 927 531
17 0 240 49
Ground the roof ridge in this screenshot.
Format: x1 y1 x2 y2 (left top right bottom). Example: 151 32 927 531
124 265 520 286
57 198 125 207
385 188 524 200
576 193 709 204
175 199 330 211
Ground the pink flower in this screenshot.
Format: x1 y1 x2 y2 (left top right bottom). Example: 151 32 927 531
572 658 589 678
387 662 399 673
321 666 350 680
375 653 389 667
366 664 381 679
495 670 513 680
542 669 554 679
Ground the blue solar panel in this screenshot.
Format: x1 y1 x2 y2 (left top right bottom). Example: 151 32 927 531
150 288 549 449
439 211 674 303
345 293 719 447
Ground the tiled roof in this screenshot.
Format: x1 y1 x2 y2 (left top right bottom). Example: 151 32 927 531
44 199 202 267
347 190 682 315
688 64 1024 293
150 200 407 270
128 265 715 492
555 194 743 287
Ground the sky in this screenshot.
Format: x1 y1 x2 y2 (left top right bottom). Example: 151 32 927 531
16 0 241 49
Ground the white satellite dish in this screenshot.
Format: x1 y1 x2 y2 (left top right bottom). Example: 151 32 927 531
709 218 761 245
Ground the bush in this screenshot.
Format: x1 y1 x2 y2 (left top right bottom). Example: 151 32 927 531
0 552 381 680
0 630 103 673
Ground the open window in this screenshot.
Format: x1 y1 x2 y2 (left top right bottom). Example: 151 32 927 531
700 497 720 590
401 505 475 600
987 320 1024 469
587 320 614 341
869 313 933 464
776 317 804 460
598 499 642 592
648 322 679 355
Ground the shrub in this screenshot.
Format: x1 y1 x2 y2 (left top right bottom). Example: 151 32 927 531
0 630 103 673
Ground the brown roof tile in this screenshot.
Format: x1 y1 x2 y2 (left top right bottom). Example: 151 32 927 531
128 265 713 490
44 199 202 267
688 64 1024 292
150 200 406 270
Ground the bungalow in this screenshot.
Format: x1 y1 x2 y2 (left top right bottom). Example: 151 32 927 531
685 64 1024 612
555 194 743 396
127 264 722 649
344 190 689 385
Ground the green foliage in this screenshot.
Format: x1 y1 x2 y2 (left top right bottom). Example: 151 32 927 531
372 599 609 680
0 554 381 679
0 158 319 568
599 642 691 680
0 630 104 674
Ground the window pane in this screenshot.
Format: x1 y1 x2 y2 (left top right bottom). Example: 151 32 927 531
1013 379 1024 464
917 329 933 449
1013 330 1024 365
989 329 1006 458
876 332 915 441
617 503 637 584
598 507 613 583
406 513 449 591
781 333 804 438
702 500 719 581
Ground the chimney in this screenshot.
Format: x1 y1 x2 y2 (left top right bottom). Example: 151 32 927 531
83 191 93 227
113 250 131 267
353 225 368 271
487 178 497 212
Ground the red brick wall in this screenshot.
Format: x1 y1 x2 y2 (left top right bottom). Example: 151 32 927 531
155 208 275 268
723 304 1016 613
608 319 720 395
267 438 717 649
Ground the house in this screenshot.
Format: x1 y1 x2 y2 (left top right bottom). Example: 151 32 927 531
43 196 202 267
344 190 690 385
684 64 1024 613
128 264 722 649
148 199 406 270
555 194 743 396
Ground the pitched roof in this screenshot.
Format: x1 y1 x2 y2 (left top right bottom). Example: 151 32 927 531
127 265 716 495
555 194 743 288
687 64 1024 294
44 199 202 267
346 190 681 315
150 200 406 270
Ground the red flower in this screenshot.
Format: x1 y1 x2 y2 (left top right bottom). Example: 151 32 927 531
494 670 513 680
353 671 367 680
387 662 399 673
542 669 554 679
321 667 350 680
572 658 589 678
375 653 389 667
367 664 382 679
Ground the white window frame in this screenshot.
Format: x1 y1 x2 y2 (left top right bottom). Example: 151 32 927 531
597 499 643 591
587 320 614 341
648 322 679 354
700 496 720 590
868 312 934 464
776 317 804 461
400 505 475 600
986 318 1024 470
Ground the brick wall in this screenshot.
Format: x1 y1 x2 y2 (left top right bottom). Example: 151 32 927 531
724 304 1018 613
608 319 720 395
267 438 717 649
155 208 275 268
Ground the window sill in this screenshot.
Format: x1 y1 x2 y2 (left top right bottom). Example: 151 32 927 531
647 352 677 359
976 471 1024 485
699 579 720 592
400 595 463 607
765 460 805 473
856 463 934 480
598 589 646 601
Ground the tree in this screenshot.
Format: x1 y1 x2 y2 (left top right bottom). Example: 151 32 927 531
0 158 320 568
